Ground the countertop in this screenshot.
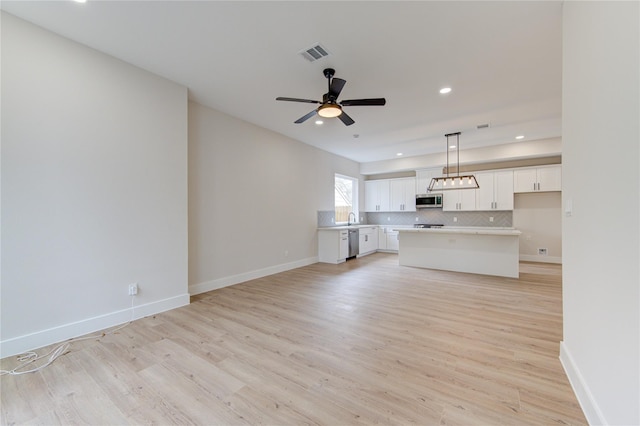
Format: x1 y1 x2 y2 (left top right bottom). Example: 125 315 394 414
317 224 412 231
393 226 521 236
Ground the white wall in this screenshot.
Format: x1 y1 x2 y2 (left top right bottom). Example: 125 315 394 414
513 192 562 263
1 13 190 357
561 2 639 425
188 102 361 294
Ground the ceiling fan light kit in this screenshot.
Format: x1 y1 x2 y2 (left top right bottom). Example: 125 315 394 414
276 68 386 126
428 132 480 192
317 103 342 118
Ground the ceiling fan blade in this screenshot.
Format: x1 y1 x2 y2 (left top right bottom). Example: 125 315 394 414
337 111 355 126
294 109 317 124
329 78 346 99
340 98 386 106
276 97 321 104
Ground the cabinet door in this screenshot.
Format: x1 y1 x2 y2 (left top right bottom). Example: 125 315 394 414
378 180 390 211
459 188 476 211
389 179 406 211
365 180 390 212
339 231 349 259
513 168 538 193
364 181 379 212
475 172 495 210
538 166 562 191
386 231 399 251
390 178 416 211
442 191 460 211
403 178 416 211
494 170 514 210
378 228 387 250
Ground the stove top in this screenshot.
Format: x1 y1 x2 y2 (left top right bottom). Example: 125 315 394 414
414 224 444 229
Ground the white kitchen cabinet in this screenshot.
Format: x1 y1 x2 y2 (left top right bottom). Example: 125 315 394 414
475 170 514 210
386 229 400 251
377 227 399 252
415 168 442 194
389 177 416 212
514 165 562 193
442 188 476 211
318 229 349 264
364 180 390 212
358 227 378 256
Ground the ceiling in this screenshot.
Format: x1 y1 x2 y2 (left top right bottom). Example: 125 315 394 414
1 1 563 163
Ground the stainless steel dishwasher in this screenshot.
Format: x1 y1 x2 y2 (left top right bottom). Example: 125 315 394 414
348 229 359 259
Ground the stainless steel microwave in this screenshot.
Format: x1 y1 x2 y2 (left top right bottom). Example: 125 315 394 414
415 193 443 208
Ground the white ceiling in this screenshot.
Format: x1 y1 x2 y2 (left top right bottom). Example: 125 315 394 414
1 1 563 163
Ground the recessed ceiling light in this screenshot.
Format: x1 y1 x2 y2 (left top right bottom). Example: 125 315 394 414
73 0 87 3
315 120 323 125
449 145 456 149
396 153 403 156
439 87 452 94
515 135 525 140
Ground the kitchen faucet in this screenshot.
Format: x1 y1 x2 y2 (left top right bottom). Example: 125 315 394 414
348 212 356 226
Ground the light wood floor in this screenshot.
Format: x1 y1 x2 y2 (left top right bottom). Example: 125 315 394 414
1 254 587 425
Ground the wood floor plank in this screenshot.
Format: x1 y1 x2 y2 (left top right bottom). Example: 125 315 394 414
1 254 587 425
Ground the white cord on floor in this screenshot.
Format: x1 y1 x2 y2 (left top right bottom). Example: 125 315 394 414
1 295 136 376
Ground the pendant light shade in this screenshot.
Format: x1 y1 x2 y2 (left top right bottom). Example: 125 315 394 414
428 132 479 191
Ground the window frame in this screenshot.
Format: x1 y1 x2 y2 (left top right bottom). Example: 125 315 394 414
334 173 359 225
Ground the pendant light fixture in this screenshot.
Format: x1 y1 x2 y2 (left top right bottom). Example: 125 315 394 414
428 132 479 191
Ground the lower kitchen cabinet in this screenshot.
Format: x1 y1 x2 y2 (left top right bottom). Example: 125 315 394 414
358 227 378 256
378 227 399 252
318 229 349 264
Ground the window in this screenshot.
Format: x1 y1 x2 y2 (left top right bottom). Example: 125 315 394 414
335 174 358 223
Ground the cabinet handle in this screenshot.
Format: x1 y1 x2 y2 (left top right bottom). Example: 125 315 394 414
537 182 541 191
533 182 536 191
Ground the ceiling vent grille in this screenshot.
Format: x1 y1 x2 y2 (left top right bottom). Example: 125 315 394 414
299 43 330 62
477 123 491 129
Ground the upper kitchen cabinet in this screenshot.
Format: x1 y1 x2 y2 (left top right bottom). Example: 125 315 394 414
475 170 514 210
389 178 416 212
443 188 476 211
415 168 442 194
364 180 390 212
514 165 562 193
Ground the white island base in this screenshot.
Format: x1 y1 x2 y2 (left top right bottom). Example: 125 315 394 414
396 227 521 278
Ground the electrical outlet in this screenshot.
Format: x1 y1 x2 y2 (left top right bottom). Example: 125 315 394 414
128 283 138 296
538 248 548 256
453 217 458 222
284 250 288 257
489 216 494 222
387 216 391 221
415 217 419 222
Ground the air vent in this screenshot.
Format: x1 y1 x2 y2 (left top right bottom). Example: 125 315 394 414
299 43 330 62
477 123 491 129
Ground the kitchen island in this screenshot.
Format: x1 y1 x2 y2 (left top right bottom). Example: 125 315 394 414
395 227 521 278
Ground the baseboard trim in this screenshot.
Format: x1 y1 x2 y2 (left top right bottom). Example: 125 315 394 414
189 256 318 295
559 341 607 425
0 293 190 359
520 254 562 264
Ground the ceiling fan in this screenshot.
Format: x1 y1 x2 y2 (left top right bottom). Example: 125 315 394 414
276 68 386 126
